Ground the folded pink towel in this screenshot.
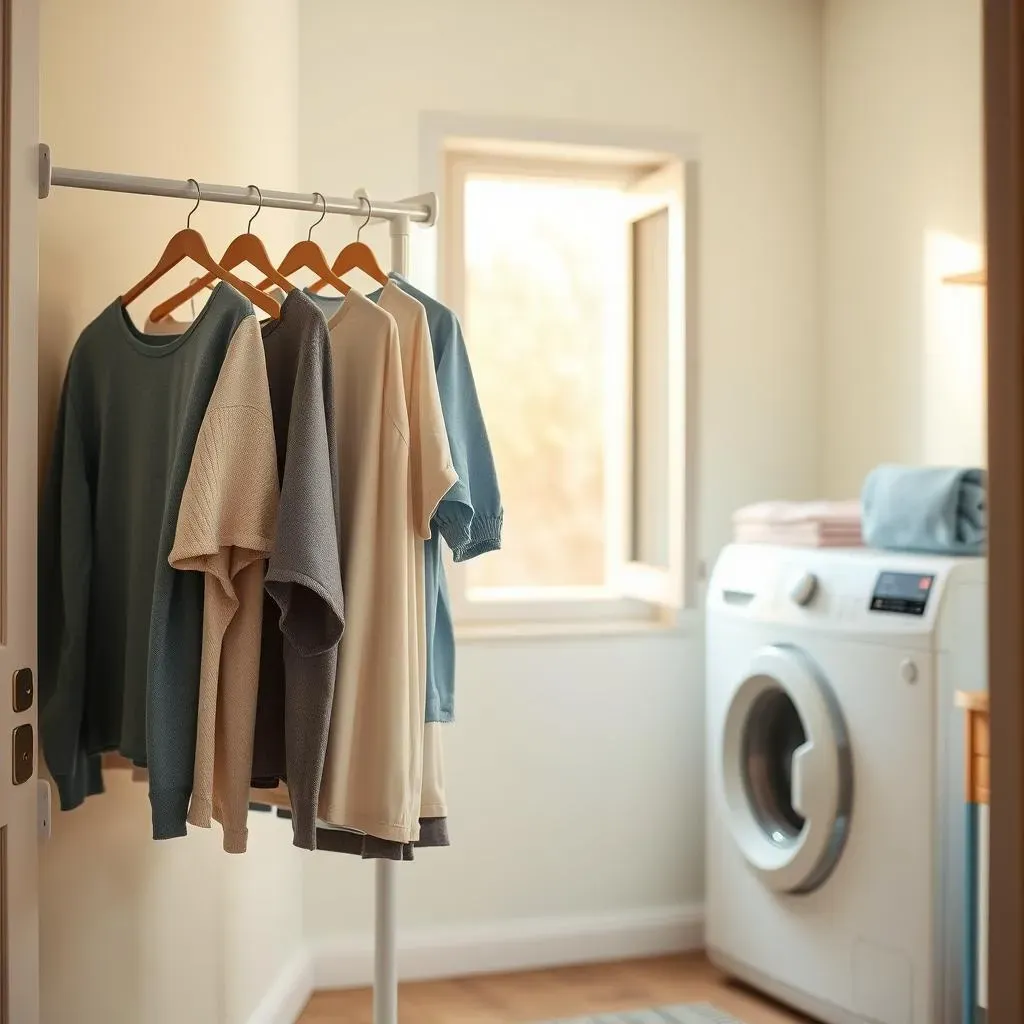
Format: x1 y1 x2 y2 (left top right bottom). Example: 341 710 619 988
733 500 862 527
733 500 863 548
734 522 863 548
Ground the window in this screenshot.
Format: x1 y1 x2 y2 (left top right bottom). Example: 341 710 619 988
442 144 691 628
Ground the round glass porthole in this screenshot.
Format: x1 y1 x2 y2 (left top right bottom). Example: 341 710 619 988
721 645 853 894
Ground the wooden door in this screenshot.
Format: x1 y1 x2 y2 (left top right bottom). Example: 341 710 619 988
0 0 39 1021
984 0 1024 1020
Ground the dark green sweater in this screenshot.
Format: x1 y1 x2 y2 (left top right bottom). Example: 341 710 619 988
39 283 254 837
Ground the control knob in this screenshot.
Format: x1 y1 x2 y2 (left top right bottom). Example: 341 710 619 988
789 571 818 607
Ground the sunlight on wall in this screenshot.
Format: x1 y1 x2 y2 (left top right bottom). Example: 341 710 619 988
923 230 986 467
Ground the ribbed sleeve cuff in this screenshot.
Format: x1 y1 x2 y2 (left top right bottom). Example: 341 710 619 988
52 752 105 812
53 772 86 812
451 514 503 563
433 515 472 555
221 823 249 855
150 788 190 840
424 698 454 724
290 804 317 852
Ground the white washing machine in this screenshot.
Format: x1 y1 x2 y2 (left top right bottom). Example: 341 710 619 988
705 544 986 1024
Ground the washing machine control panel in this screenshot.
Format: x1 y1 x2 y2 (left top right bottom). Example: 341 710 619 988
709 544 984 637
869 571 935 616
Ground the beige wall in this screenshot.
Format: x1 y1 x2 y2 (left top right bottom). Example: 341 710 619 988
822 0 985 497
295 0 825 955
38 2 304 1023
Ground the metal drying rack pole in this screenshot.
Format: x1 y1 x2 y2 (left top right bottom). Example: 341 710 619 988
38 141 438 1024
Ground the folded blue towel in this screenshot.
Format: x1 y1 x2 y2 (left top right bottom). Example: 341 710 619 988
861 464 987 556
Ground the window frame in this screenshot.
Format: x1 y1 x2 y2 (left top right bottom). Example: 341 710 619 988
611 160 689 618
440 145 695 631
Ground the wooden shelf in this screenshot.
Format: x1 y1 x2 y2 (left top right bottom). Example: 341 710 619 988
956 690 990 712
959 691 990 804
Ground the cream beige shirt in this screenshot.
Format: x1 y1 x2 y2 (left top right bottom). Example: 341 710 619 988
316 282 455 844
317 289 456 842
169 314 278 854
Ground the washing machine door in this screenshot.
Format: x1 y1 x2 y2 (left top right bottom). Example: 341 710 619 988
721 644 853 894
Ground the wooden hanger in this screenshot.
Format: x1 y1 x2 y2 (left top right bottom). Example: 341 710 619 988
255 192 351 294
123 179 280 320
309 195 388 295
149 185 293 323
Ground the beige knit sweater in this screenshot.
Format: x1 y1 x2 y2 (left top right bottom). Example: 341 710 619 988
169 313 279 853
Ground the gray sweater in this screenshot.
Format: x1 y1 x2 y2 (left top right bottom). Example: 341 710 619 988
39 283 254 833
252 291 344 850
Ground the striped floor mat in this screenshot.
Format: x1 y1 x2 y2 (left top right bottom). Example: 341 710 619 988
539 1005 745 1024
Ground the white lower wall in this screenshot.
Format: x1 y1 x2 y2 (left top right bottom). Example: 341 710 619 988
223 815 306 1024
822 0 985 496
39 774 227 1024
302 633 705 940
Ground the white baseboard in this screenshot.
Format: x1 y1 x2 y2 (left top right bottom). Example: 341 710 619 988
247 905 704 1023
245 949 315 1024
310 904 704 991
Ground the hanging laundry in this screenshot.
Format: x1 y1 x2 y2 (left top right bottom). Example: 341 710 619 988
39 198 500 871
252 290 343 851
316 286 456 843
169 289 345 854
310 280 458 853
315 720 451 858
38 283 254 823
149 291 345 852
305 274 503 726
169 308 276 853
397 276 502 724
254 286 451 856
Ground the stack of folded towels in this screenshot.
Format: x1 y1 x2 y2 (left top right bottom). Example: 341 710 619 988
732 500 863 548
731 465 987 556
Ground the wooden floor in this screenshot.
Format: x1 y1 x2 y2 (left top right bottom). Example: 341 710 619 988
298 954 814 1023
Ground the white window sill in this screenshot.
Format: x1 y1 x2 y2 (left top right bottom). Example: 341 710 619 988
454 608 703 643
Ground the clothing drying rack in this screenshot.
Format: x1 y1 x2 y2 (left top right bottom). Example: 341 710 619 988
37 141 439 1024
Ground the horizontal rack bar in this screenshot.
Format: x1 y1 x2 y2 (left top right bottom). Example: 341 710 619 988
37 144 437 226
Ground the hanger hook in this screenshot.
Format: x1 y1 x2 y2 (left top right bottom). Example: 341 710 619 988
186 178 201 230
308 191 327 241
357 195 372 241
246 184 263 233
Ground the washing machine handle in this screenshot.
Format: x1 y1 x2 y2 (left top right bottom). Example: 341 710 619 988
791 741 815 819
